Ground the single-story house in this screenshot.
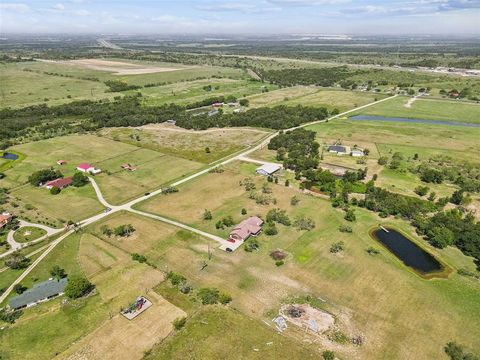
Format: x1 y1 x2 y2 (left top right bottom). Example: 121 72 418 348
165 119 176 125
77 163 102 175
0 212 12 229
351 149 364 157
57 160 67 165
212 102 223 108
45 177 73 190
228 216 263 243
9 277 68 310
256 163 281 176
121 163 137 171
327 145 349 155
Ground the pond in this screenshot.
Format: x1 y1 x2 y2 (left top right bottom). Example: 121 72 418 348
371 227 443 275
2 152 18 160
350 115 480 128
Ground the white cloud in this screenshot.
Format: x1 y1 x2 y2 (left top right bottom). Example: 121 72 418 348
74 9 90 16
0 3 30 13
53 3 66 11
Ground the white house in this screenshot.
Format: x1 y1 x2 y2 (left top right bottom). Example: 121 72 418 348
351 149 365 157
77 163 102 175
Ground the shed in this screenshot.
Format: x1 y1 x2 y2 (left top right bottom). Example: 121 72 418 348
9 278 68 310
256 163 281 176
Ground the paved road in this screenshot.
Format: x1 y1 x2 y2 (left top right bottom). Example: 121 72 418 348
2 220 64 258
0 94 398 304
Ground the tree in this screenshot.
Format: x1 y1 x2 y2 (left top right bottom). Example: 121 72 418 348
222 216 235 227
344 209 356 222
285 179 290 187
378 156 388 165
64 275 94 299
5 252 30 270
428 227 455 248
113 224 135 237
13 283 26 294
205 147 210 153
50 186 61 195
450 190 465 205
330 241 345 253
28 169 62 186
290 195 300 205
241 208 247 215
100 225 113 237
172 317 187 330
50 265 66 280
239 98 249 107
264 222 278 236
197 288 220 305
444 341 479 360
203 209 212 220
72 172 89 187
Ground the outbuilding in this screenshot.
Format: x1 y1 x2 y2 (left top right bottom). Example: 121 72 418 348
256 163 281 176
9 278 68 310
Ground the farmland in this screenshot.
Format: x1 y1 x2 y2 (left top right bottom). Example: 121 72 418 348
350 96 480 124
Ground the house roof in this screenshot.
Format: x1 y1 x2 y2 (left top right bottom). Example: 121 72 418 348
77 163 92 170
0 212 12 223
9 278 68 309
57 160 66 164
46 177 72 188
328 145 347 153
229 216 263 242
256 163 281 175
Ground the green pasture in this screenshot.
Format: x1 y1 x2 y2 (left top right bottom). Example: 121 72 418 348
352 96 480 124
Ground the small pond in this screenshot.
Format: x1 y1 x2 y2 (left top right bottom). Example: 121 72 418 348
350 115 480 128
2 152 18 160
371 227 443 275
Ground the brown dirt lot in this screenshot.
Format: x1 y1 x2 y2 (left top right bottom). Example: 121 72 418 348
60 292 185 360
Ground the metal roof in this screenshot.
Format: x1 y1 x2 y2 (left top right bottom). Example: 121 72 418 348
9 278 68 309
328 145 348 153
256 163 281 175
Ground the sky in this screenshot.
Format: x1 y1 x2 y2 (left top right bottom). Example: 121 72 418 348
1 0 480 35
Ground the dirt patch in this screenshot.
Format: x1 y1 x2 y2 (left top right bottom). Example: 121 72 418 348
281 304 335 333
38 59 190 75
59 292 185 360
404 96 417 108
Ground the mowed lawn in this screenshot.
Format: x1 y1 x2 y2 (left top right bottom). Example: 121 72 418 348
136 161 480 359
101 125 272 163
93 148 202 204
352 95 480 124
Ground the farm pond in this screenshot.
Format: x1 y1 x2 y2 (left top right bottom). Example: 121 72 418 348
2 152 18 160
371 227 444 276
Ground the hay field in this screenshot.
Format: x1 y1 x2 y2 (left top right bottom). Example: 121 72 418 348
101 125 271 163
93 148 202 204
135 161 480 359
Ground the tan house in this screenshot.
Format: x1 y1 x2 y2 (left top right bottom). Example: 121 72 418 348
228 216 263 243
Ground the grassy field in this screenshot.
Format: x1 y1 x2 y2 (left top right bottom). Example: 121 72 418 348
145 306 319 360
134 161 480 359
141 78 277 106
13 226 47 243
92 148 202 205
351 96 480 124
0 60 247 108
248 86 386 112
100 125 272 163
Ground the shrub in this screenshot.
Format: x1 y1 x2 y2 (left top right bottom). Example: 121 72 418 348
264 222 278 236
203 209 212 220
244 238 260 252
290 195 299 205
197 288 219 304
241 208 247 215
167 271 186 286
322 350 335 360
50 265 66 280
366 246 380 255
0 308 23 324
72 172 89 187
64 275 94 299
5 252 30 269
414 185 430 197
330 241 345 253
132 253 147 263
215 220 224 230
219 292 232 305
339 225 353 233
50 186 61 195
222 216 235 227
172 317 187 330
378 156 388 165
114 224 135 237
293 216 315 231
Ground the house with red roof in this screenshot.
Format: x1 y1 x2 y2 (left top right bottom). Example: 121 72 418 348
76 163 102 175
0 212 12 229
45 177 73 190
57 160 67 165
228 216 263 243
